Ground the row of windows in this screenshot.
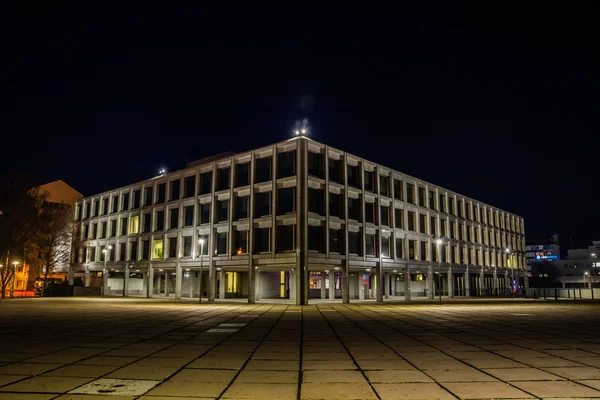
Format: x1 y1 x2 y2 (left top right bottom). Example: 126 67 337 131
84 226 524 269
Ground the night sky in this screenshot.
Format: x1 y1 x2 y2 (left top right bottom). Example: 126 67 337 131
1 6 598 252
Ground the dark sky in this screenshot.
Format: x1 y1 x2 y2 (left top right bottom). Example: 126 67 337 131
1 6 598 251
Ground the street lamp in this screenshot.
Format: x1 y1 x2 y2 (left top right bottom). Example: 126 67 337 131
436 238 444 304
198 238 205 304
102 245 112 297
10 261 19 298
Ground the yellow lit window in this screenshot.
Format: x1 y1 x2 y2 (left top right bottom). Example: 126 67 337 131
152 239 163 259
129 215 139 234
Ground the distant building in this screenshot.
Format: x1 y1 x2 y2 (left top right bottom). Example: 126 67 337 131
552 241 600 288
525 234 560 265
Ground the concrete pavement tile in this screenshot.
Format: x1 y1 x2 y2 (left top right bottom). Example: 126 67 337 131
43 365 119 378
467 358 529 369
144 379 227 397
0 374 28 386
373 383 455 400
576 380 600 390
426 368 499 382
567 356 600 367
0 376 92 393
0 363 63 376
302 360 357 370
301 382 376 400
357 359 414 370
245 360 299 371
235 370 298 383
525 357 585 368
442 382 534 399
223 383 297 399
55 395 135 400
106 365 179 380
414 359 472 370
187 355 249 370
303 370 366 383
365 369 434 383
131 357 190 368
170 369 237 382
511 380 600 398
0 394 55 400
302 352 351 361
484 367 565 381
542 367 600 380
77 356 139 366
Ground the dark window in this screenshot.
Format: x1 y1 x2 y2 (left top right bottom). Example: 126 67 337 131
184 176 195 198
122 193 129 211
183 236 192 257
144 187 153 207
197 235 209 256
439 194 446 213
254 227 270 253
214 232 227 255
406 184 415 204
421 241 428 261
83 224 89 239
430 216 437 236
365 234 376 256
168 237 177 258
184 205 194 227
393 179 403 201
235 196 249 220
235 162 250 187
365 202 376 224
364 170 374 192
99 246 106 262
118 243 126 261
348 231 362 255
101 198 108 216
92 223 98 238
308 152 324 178
458 200 464 218
85 203 91 219
276 225 295 252
379 175 390 197
200 171 213 194
308 188 324 215
449 197 456 215
408 211 416 231
329 228 344 253
429 191 436 210
120 218 127 236
395 238 404 259
459 224 465 240
381 205 390 226
348 197 360 221
170 180 180 201
451 221 457 239
217 168 230 191
255 156 272 183
110 245 115 261
418 187 426 207
169 208 179 229
89 247 96 262
277 187 295 215
156 183 166 204
155 211 164 231
329 193 344 219
308 225 325 253
419 214 427 234
111 196 118 213
381 236 390 258
409 240 416 260
441 244 447 262
110 220 117 237
277 150 296 178
233 230 248 254
217 200 229 222
130 242 138 261
142 240 150 260
133 190 140 209
100 222 106 238
467 226 472 242
329 158 343 184
394 208 404 229
76 204 82 220
143 214 151 233
254 192 271 217
199 203 211 224
347 164 359 188
93 200 100 217
441 219 447 237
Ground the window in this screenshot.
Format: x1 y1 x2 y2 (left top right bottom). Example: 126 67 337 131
156 183 166 204
473 206 479 222
467 204 472 220
197 235 208 256
118 243 126 262
441 244 447 263
420 241 428 261
394 208 404 229
235 162 250 187
329 158 343 184
144 187 153 207
441 219 447 237
183 236 192 257
168 237 177 258
89 247 96 262
467 226 473 242
277 187 295 214
348 231 361 255
129 216 139 234
277 150 296 178
406 183 415 204
93 200 100 217
430 216 437 236
308 151 324 178
395 238 404 259
217 168 230 191
199 203 211 224
200 171 213 194
429 191 436 210
142 213 151 233
83 224 89 239
152 239 163 259
450 221 456 239
409 240 416 260
100 222 107 238
365 234 376 256
120 217 127 236
142 240 150 260
418 187 426 207
347 164 359 188
121 193 129 211
170 180 180 201
348 197 360 221
393 179 403 201
379 175 390 197
365 202 376 224
255 156 272 183
329 193 344 219
419 214 427 234
233 230 248 254
85 203 91 219
254 192 271 217
458 200 464 218
99 245 106 262
439 194 446 213
364 170 374 192
381 236 390 258
92 223 98 238
130 242 138 261
217 199 229 222
380 205 390 226
308 188 325 215
308 225 325 253
277 225 295 252
110 220 117 237
449 197 455 216
112 196 118 213
132 190 140 209
184 205 194 227
169 208 179 230
407 211 416 231
329 228 344 253
75 204 82 221
214 232 227 255
102 198 108 215
155 211 164 231
109 245 115 261
235 196 249 220
459 223 465 241
184 176 195 198
254 227 270 253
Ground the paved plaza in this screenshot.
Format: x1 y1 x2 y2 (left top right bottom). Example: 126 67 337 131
1 299 600 399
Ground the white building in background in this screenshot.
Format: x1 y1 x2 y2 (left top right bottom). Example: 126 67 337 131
553 241 600 288
71 136 527 304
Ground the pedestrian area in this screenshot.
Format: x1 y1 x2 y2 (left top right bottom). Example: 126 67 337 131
1 298 600 399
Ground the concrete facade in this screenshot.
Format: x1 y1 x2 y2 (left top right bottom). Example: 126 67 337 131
71 136 527 304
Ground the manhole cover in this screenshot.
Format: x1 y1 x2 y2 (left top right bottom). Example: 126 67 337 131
69 378 161 396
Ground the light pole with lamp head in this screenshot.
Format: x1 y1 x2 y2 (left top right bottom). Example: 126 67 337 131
198 238 205 304
505 248 518 296
10 261 19 298
102 245 112 297
436 237 445 304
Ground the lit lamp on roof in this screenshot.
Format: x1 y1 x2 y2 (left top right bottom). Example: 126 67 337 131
295 128 307 136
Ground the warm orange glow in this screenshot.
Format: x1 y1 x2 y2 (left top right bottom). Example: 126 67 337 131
236 248 243 255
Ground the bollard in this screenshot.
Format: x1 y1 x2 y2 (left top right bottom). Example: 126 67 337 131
579 288 582 299
555 289 558 301
568 289 571 299
592 288 595 300
573 289 577 300
544 289 547 300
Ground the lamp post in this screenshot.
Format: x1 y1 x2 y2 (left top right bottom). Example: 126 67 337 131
102 245 112 297
10 261 19 298
198 238 205 304
506 248 519 296
436 237 444 304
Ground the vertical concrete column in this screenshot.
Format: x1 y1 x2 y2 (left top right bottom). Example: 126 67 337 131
465 267 470 297
321 274 327 299
391 275 396 296
329 272 335 300
480 268 485 297
504 271 510 295
164 274 169 297
85 265 91 287
342 261 350 304
493 268 498 295
255 270 260 301
208 260 216 303
358 273 365 300
247 151 256 304
295 138 309 305
219 270 226 299
156 272 161 294
123 263 130 297
404 267 411 301
447 268 453 298
103 269 109 296
427 266 434 299
175 260 182 300
289 270 296 301
147 263 154 298
376 263 383 302
384 274 390 299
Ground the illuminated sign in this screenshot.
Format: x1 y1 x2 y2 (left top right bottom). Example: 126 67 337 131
533 251 559 261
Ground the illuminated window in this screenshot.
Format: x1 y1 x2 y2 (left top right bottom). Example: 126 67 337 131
234 230 248 254
152 239 163 260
